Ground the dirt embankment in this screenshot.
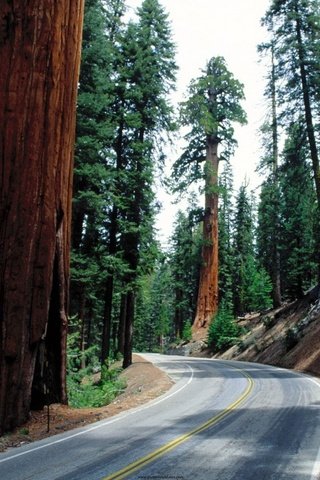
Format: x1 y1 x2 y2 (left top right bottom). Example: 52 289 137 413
185 286 320 378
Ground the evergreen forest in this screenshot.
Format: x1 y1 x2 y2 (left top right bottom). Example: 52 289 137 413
0 0 319 435
70 0 319 367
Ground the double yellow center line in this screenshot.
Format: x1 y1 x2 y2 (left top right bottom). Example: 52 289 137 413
103 366 254 480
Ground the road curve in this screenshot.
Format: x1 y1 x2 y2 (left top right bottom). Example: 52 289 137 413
0 354 320 480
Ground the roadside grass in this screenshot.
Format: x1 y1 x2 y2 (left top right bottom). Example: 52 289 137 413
67 365 126 408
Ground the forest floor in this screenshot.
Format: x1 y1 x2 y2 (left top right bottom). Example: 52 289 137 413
0 355 173 452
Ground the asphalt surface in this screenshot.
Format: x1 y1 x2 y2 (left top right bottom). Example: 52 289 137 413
1 353 320 480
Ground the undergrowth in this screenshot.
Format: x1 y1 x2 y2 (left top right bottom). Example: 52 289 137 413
67 332 126 408
67 368 126 408
208 303 241 352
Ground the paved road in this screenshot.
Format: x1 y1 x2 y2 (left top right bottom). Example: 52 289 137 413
1 354 320 480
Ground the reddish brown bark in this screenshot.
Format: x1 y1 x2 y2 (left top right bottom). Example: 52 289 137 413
193 138 219 331
0 1 84 434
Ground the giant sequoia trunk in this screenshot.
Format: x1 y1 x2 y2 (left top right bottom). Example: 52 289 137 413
0 1 84 434
193 137 219 330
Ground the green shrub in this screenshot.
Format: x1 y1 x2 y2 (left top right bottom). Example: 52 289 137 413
262 315 276 330
66 327 126 408
67 372 126 408
285 326 300 351
242 257 273 312
208 304 240 352
182 321 192 342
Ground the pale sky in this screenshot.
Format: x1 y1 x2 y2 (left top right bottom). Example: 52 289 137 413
126 0 271 246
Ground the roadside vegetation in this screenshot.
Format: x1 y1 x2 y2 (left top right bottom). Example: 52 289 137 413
67 332 126 408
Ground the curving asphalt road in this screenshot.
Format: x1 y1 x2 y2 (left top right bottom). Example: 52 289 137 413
0 354 320 480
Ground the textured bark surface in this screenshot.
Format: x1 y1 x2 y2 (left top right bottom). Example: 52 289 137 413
0 1 84 434
193 138 219 330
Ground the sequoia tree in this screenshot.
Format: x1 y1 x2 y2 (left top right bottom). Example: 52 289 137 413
172 57 246 331
0 1 84 434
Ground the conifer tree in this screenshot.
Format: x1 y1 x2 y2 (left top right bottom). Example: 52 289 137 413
208 302 240 352
218 162 235 308
262 0 320 276
70 0 177 368
279 122 317 298
233 184 255 315
233 184 272 315
257 37 282 307
71 0 116 367
169 210 202 338
99 0 129 366
134 259 173 352
257 176 282 302
119 0 177 367
172 57 246 331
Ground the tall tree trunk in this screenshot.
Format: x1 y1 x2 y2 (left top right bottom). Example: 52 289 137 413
117 293 127 355
174 288 183 338
193 137 219 330
101 275 114 364
294 3 320 205
79 287 87 370
122 290 134 369
271 44 282 307
121 130 144 368
294 2 320 281
101 120 124 365
101 203 118 365
0 1 84 434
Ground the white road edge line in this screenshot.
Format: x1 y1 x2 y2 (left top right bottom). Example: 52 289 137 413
0 362 194 464
308 376 320 480
275 367 320 480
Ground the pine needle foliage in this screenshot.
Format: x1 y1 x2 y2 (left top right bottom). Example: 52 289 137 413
207 303 241 352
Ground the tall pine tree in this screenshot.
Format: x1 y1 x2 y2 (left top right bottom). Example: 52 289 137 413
279 122 317 298
218 162 235 308
257 36 282 307
233 184 272 315
118 0 177 367
169 210 202 338
71 0 117 367
262 0 320 276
